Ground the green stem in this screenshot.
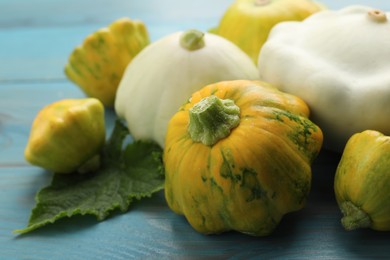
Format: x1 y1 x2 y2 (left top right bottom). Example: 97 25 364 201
188 95 240 146
180 29 205 51
340 201 372 231
77 154 101 174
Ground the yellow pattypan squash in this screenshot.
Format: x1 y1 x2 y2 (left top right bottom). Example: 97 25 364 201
164 80 323 236
214 0 324 63
334 130 390 231
65 18 150 107
25 98 105 174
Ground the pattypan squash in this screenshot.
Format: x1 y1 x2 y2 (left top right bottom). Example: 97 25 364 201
25 98 105 174
334 130 390 231
65 18 150 107
164 80 323 236
214 0 324 63
115 29 259 148
258 6 390 152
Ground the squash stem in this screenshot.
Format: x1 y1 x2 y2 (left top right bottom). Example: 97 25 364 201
188 95 240 146
339 201 372 231
180 29 205 51
368 9 387 23
254 0 270 6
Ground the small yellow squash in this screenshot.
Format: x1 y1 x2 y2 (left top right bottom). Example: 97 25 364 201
164 80 323 236
214 0 324 63
25 98 105 174
334 130 390 231
65 18 150 107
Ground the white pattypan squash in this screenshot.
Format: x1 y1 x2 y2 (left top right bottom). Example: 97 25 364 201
258 6 390 152
115 29 260 147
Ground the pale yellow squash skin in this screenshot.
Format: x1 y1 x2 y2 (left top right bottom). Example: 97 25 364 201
164 80 323 236
215 0 324 63
65 18 150 107
25 98 105 174
334 130 390 231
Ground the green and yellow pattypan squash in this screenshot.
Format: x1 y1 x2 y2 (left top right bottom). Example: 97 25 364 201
164 80 323 236
115 29 259 148
258 6 390 152
334 130 390 231
25 98 105 174
65 18 150 107
214 0 324 63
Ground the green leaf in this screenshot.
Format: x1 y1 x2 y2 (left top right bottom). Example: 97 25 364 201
15 120 164 234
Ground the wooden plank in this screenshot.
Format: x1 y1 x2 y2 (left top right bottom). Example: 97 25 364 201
0 0 232 82
0 0 232 29
2 151 390 259
1 0 388 82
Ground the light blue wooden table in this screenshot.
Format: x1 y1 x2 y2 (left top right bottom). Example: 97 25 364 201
1 0 389 259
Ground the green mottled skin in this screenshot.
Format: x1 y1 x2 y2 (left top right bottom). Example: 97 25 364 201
164 80 323 236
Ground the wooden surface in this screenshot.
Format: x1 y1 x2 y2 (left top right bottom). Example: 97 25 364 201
1 0 389 259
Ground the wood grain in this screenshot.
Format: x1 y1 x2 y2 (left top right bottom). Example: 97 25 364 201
1 0 390 259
